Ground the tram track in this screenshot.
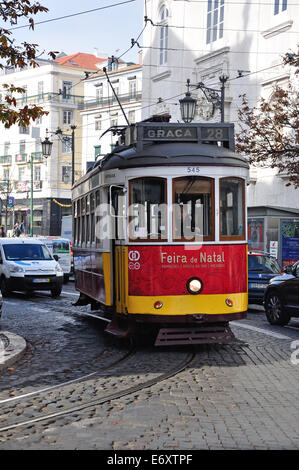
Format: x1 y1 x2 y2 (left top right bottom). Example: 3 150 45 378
0 349 196 434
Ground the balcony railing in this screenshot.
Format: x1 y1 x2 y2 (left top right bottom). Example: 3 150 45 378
14 180 43 192
13 93 84 107
78 91 142 111
0 155 12 164
31 152 43 162
15 153 27 163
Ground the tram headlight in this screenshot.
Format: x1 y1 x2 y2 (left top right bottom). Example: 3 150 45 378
186 277 203 294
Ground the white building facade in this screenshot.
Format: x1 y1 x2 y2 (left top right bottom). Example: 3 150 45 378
80 61 142 172
0 57 96 235
142 0 299 264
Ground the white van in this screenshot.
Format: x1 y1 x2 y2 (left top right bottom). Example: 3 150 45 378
0 238 64 297
38 237 72 283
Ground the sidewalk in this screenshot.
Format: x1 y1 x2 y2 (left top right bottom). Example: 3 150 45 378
0 331 27 373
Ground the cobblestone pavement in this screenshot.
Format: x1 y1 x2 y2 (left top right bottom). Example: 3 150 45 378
0 288 298 450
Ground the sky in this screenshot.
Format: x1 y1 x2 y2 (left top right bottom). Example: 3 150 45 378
9 0 144 64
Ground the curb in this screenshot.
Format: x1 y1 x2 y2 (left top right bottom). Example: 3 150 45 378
0 331 27 373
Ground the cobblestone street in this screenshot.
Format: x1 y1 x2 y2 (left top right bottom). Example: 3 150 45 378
0 284 298 451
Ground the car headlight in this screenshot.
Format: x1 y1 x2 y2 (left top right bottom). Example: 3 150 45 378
186 277 203 294
9 264 24 273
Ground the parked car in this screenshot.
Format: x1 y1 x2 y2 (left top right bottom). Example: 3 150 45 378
248 251 282 305
38 237 72 283
0 238 64 297
263 260 299 325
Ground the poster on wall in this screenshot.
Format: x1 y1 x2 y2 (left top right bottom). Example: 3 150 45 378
281 219 299 269
248 218 264 251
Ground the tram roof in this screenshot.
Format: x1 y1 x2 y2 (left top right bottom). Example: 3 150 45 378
74 141 249 190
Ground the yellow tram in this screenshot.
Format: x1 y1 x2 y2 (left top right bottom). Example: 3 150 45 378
72 117 249 345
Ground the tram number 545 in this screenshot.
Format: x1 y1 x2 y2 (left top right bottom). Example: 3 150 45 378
187 167 200 174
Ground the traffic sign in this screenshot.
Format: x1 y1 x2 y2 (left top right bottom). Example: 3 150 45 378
27 209 31 215
7 196 14 208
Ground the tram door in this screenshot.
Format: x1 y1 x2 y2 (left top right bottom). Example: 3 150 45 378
110 186 127 313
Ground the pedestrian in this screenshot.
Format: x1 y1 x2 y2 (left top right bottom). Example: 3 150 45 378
13 223 21 237
0 226 5 237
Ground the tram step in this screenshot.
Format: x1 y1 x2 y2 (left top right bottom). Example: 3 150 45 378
155 324 237 346
104 318 135 339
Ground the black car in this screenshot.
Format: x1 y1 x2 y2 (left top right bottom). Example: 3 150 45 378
263 261 299 325
248 252 282 305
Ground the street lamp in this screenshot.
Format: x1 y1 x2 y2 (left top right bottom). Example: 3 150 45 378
41 136 53 158
179 79 197 123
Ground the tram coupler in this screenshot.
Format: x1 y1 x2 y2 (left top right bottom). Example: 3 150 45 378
154 322 237 346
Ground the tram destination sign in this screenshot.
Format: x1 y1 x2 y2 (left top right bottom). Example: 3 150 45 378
143 125 198 141
128 122 234 150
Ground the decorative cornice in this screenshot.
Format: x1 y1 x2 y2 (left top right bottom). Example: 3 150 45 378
261 20 293 39
194 47 230 66
151 69 172 82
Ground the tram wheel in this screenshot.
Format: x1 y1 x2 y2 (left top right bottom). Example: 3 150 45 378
265 292 290 326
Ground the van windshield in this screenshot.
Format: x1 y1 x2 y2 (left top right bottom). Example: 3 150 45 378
3 244 53 261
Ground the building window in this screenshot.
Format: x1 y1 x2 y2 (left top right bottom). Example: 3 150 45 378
274 0 287 14
129 79 137 99
38 81 44 102
207 0 224 44
63 110 73 125
21 85 27 105
19 126 29 134
110 114 118 127
19 140 26 154
96 85 103 104
128 110 135 124
94 145 101 159
34 165 41 181
95 119 101 130
62 166 72 184
62 137 72 154
4 142 10 155
18 166 25 181
62 80 72 100
3 168 9 181
159 5 169 65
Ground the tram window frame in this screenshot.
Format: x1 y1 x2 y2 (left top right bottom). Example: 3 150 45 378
172 176 215 242
128 177 168 242
90 192 95 245
95 190 101 248
219 177 245 241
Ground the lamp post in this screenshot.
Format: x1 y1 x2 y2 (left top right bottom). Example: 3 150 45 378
28 135 53 238
179 79 197 123
56 126 76 185
180 75 229 123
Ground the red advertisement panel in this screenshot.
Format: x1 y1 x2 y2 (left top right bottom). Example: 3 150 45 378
128 244 247 296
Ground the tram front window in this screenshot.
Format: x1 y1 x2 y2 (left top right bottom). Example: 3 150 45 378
173 177 214 241
220 178 245 239
129 177 167 240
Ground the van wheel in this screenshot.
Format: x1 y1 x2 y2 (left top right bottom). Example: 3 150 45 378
265 292 290 326
51 287 62 298
1 277 10 297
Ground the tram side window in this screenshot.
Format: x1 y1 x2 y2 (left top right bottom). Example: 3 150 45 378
129 177 167 241
173 177 214 241
220 178 245 239
90 192 95 244
95 190 101 247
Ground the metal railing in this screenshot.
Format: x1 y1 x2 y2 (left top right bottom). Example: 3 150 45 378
78 91 142 110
